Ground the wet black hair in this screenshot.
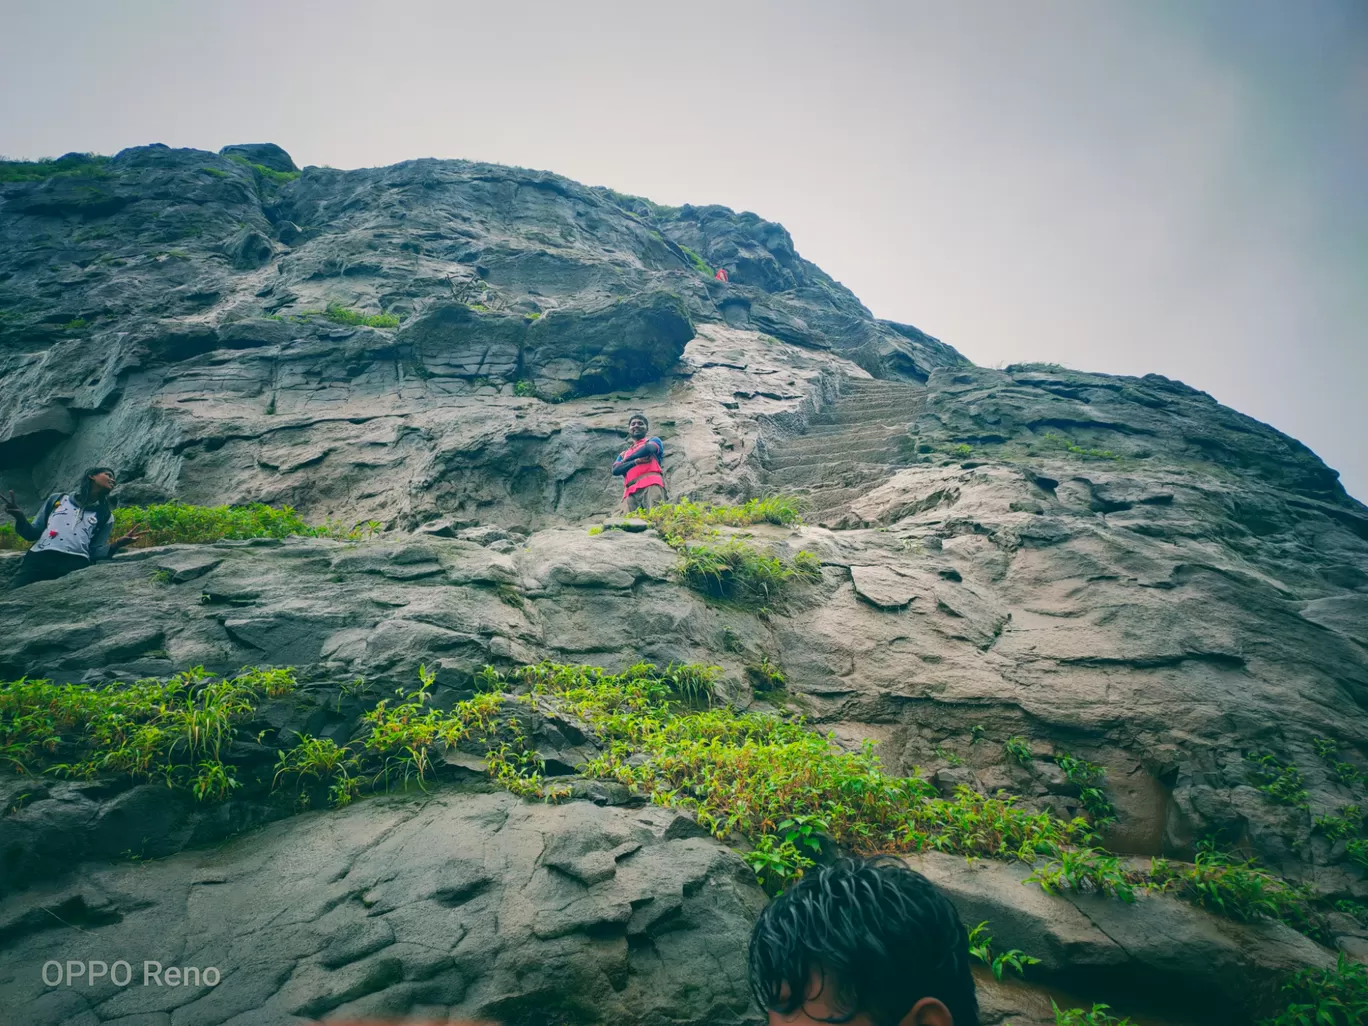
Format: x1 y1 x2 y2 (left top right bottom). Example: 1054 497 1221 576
73 466 116 513
748 857 979 1026
628 412 649 428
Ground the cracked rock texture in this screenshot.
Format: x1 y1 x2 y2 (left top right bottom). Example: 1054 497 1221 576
0 794 764 1026
2 143 1367 1025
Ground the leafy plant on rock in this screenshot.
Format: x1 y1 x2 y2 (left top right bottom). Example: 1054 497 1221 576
967 921 1040 981
1148 840 1325 940
1055 749 1117 826
634 496 804 544
1026 847 1137 902
1004 736 1033 764
1052 1002 1133 1026
1 667 296 799
1259 953 1368 1026
743 834 814 895
1246 751 1310 809
746 656 787 693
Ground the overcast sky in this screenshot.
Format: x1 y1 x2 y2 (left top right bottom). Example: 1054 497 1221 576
3 1 1364 499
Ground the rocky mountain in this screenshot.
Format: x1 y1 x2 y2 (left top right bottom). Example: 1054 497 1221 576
1 142 1366 1026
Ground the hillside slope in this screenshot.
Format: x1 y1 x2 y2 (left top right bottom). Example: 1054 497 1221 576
1 143 1366 1026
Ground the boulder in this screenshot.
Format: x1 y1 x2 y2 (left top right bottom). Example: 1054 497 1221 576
218 143 298 173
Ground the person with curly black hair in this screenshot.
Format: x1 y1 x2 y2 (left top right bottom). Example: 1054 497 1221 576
748 857 979 1026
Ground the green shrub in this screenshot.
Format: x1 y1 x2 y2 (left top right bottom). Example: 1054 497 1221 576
1053 1003 1133 1026
1314 805 1363 842
743 833 814 894
1027 846 1138 902
746 656 787 692
254 164 299 185
1055 749 1117 826
513 379 538 397
223 154 300 185
678 244 713 277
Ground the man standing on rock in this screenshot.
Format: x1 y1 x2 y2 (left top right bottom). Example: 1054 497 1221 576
4 467 142 588
613 413 666 513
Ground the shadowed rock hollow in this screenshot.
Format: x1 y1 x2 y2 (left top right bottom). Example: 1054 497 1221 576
1 143 1366 1026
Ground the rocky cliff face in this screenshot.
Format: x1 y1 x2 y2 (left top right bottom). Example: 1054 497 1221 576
1 143 1367 1026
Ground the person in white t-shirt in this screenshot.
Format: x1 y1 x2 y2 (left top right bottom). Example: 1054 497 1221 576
5 466 142 588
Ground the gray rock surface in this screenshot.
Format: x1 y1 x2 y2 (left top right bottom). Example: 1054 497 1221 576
0 793 765 1026
2 143 1367 1025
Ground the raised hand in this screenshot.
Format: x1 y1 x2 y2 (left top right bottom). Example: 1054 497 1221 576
3 490 20 517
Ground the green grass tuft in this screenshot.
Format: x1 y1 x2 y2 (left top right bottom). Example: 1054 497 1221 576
634 496 803 544
677 539 821 605
678 244 713 277
321 303 400 329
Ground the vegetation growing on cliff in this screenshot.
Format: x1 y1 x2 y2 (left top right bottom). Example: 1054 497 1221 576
0 501 380 551
634 495 803 543
2 657 1349 948
1 667 296 799
4 655 1360 1026
0 152 111 184
617 496 818 606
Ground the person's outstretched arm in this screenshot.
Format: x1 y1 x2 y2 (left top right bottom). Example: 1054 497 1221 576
5 491 48 542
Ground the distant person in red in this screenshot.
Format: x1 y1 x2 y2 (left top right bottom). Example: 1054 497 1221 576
714 267 729 283
613 413 666 512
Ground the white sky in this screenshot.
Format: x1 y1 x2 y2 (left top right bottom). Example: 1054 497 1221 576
3 0 1365 499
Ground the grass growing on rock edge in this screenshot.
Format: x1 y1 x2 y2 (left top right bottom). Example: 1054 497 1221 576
610 496 819 606
633 496 804 544
320 303 401 328
0 152 111 184
5 659 1364 1020
0 502 381 551
1 662 1351 941
1 667 297 798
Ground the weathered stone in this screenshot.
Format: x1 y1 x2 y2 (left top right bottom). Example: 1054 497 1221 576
218 143 297 172
0 793 765 1026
